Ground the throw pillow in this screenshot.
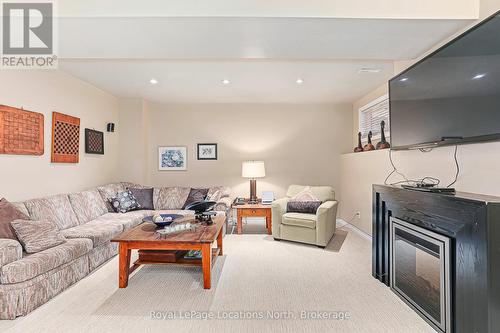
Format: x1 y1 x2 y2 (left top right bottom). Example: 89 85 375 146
10 219 66 253
291 186 319 202
109 190 141 213
128 187 154 210
286 201 323 214
0 198 30 241
207 190 221 202
182 188 209 209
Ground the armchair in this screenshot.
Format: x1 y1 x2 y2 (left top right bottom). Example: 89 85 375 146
271 185 338 248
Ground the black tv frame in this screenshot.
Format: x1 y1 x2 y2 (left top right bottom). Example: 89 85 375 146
389 9 500 150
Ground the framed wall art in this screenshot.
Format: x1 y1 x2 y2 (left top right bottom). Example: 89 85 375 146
0 104 44 155
85 129 104 154
51 112 80 163
197 143 217 160
159 146 187 171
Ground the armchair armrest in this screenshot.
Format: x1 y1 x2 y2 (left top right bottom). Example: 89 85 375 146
0 238 23 268
315 201 338 247
271 197 290 237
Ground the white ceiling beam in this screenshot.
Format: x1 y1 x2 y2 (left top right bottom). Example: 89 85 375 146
58 0 479 20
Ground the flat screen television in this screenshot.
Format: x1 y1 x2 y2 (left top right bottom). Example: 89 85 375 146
389 11 500 150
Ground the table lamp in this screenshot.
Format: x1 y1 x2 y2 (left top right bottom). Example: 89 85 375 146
242 161 266 204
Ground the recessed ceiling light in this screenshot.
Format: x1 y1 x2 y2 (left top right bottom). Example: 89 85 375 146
149 78 158 85
472 73 486 80
222 79 230 85
296 78 304 84
400 77 409 82
358 68 382 74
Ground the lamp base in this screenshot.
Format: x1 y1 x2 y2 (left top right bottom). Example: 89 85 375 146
249 179 257 203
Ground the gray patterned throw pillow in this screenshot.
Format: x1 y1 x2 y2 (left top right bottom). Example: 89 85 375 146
10 219 66 253
286 201 323 214
109 190 141 213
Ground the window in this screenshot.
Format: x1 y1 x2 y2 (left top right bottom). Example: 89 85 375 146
359 94 389 140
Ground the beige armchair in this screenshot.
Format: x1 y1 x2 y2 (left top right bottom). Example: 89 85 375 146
272 185 338 248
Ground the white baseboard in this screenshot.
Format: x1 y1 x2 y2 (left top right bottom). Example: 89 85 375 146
337 218 372 241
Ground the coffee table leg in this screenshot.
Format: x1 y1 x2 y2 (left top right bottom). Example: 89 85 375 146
201 243 212 289
119 243 131 288
217 228 223 256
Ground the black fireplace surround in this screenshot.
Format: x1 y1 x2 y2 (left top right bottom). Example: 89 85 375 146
372 185 500 333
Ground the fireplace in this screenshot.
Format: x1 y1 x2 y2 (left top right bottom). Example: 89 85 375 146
390 217 451 332
373 185 500 332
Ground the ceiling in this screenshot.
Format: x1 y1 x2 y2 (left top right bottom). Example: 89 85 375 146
57 17 474 104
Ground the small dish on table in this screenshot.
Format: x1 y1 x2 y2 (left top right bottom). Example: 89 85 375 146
142 214 183 228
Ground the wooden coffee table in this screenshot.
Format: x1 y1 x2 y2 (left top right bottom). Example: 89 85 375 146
111 215 224 289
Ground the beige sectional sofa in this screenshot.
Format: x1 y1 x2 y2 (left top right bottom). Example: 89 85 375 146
0 182 231 320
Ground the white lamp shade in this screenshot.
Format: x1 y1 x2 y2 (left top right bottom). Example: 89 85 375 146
242 161 266 178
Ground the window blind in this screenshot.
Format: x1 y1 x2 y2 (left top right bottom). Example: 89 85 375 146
359 94 390 140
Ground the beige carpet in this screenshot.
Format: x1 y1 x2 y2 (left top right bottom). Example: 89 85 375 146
0 224 434 333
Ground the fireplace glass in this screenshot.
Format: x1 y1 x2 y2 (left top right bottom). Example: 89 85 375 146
390 217 451 332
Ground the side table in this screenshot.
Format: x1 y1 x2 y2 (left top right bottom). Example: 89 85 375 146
233 202 272 235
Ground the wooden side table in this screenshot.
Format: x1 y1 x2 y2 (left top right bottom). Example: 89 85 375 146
233 202 272 235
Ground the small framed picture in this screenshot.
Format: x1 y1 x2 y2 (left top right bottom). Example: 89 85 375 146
159 146 187 171
197 143 217 160
85 129 104 155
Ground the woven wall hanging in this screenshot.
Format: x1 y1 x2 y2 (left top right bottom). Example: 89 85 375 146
0 105 44 155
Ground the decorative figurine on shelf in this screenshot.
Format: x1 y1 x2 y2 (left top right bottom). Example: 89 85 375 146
363 131 375 151
354 132 364 152
376 121 391 150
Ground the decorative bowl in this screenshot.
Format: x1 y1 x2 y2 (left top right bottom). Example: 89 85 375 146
143 214 184 228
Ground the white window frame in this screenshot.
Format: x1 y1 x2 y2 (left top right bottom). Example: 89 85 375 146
358 94 390 142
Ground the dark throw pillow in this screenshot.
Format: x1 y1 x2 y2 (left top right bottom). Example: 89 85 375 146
128 187 154 210
0 198 30 241
109 190 141 213
286 201 322 214
182 188 209 209
11 219 66 253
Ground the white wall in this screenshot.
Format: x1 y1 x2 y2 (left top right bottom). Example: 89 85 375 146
340 0 500 235
0 70 120 201
139 103 352 199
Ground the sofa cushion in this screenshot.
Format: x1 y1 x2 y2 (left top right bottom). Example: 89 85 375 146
61 222 123 248
11 219 66 253
97 183 126 212
0 238 92 284
206 186 230 201
11 201 29 217
24 194 79 230
154 187 191 210
286 185 334 202
69 189 108 224
127 188 154 210
182 188 209 209
91 211 150 231
0 198 30 241
282 213 316 229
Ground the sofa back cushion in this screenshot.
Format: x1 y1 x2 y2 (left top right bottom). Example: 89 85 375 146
24 194 79 230
0 198 30 241
97 183 125 212
206 186 230 202
69 189 108 224
286 185 335 202
154 187 191 210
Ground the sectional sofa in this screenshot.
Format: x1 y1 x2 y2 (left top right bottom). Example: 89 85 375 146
0 182 231 320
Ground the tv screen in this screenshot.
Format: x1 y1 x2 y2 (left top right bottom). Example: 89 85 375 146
389 12 500 150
